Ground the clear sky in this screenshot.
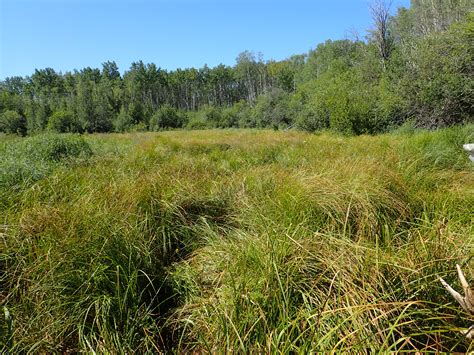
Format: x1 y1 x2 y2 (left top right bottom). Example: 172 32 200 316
0 0 411 79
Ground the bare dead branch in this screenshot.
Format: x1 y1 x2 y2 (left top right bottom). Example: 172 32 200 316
440 264 474 339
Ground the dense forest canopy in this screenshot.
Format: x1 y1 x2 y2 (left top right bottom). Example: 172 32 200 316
1 0 473 135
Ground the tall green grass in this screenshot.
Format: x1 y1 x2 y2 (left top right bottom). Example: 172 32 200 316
0 134 93 209
1 126 473 352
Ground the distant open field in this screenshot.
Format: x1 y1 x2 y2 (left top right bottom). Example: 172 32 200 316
1 127 473 352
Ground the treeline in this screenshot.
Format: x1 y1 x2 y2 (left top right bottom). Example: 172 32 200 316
1 0 472 136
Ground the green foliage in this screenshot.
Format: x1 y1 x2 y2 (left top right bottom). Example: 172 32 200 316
395 16 474 127
0 2 471 135
0 91 23 113
200 105 223 127
185 106 228 129
393 0 473 37
250 89 293 129
114 106 134 132
296 71 381 135
374 75 406 129
128 101 147 126
267 60 296 92
22 100 52 133
186 116 211 130
47 110 82 133
0 110 27 136
149 105 186 130
292 89 328 132
221 101 250 128
297 39 364 83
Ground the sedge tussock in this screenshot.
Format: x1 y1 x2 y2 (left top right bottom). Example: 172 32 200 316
1 127 473 352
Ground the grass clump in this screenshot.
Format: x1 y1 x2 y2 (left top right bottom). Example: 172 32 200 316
1 127 473 352
0 134 92 190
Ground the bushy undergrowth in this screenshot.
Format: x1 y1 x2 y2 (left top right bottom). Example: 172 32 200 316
0 126 473 352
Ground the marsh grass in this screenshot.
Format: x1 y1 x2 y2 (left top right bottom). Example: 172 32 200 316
1 126 473 352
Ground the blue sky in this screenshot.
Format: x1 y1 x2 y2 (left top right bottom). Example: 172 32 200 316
0 0 410 78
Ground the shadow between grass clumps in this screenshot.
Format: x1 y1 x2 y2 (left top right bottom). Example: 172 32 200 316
140 191 236 264
0 192 236 352
135 193 236 350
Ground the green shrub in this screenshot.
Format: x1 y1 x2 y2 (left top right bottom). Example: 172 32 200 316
195 106 223 128
221 101 250 128
296 69 396 135
149 105 186 130
251 89 293 129
396 16 474 128
186 116 210 130
114 106 134 132
47 111 82 133
292 88 329 131
0 110 27 136
185 107 229 130
129 122 148 132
